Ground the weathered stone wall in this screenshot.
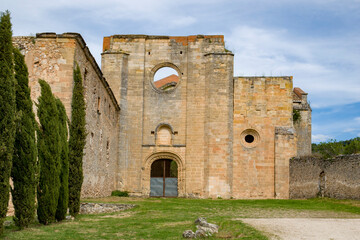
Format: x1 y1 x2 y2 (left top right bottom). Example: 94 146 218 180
233 77 296 199
12 33 120 198
13 35 76 116
101 35 299 199
293 88 312 157
294 110 311 156
9 33 309 202
204 52 234 198
102 35 233 198
73 35 120 198
6 180 14 217
290 154 360 199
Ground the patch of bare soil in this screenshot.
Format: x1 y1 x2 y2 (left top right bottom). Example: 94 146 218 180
337 200 360 208
78 228 98 234
241 218 360 240
159 220 192 227
100 212 134 219
62 221 80 225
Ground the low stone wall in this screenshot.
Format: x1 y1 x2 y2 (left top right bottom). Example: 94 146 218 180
290 154 360 199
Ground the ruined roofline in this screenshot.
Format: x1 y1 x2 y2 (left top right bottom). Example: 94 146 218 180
293 87 308 98
154 74 179 89
234 76 293 80
103 34 224 51
106 34 224 40
293 87 310 110
35 32 120 111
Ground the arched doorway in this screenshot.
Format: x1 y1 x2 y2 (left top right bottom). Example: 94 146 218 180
150 159 178 197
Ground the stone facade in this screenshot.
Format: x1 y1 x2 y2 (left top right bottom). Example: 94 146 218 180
290 154 360 199
11 33 311 200
101 34 309 199
13 33 120 198
233 77 296 198
293 87 312 156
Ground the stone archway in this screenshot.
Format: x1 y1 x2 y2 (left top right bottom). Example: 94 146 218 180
142 152 185 197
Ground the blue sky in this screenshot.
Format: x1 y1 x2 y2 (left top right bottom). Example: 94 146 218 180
2 0 360 143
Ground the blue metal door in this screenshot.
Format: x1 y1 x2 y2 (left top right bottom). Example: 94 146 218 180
150 159 178 197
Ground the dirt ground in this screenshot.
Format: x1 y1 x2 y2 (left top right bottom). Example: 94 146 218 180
241 218 360 240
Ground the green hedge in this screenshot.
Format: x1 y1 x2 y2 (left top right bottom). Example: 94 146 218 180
111 190 129 197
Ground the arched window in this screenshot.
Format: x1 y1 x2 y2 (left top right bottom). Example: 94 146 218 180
153 66 179 91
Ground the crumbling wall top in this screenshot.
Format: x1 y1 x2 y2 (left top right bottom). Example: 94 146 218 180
103 34 225 51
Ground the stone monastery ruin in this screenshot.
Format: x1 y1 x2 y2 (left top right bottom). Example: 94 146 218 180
13 33 311 199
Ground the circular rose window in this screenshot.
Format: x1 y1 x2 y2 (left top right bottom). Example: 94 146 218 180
153 66 179 92
240 129 260 148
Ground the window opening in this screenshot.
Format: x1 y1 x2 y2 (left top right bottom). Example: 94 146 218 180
240 129 260 148
153 67 179 91
97 97 101 114
245 134 254 143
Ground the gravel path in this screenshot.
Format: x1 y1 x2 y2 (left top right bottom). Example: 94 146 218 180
241 218 360 240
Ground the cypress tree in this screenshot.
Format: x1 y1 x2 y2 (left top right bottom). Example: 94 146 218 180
37 80 61 225
55 98 69 221
0 10 16 234
68 64 86 217
11 48 37 228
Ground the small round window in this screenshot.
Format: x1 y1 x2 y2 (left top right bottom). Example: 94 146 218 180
153 67 179 92
245 134 254 143
240 129 260 148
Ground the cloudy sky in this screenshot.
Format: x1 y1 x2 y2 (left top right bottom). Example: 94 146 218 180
3 0 360 143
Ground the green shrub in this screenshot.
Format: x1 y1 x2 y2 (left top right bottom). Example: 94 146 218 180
293 109 301 123
111 190 129 197
312 137 360 158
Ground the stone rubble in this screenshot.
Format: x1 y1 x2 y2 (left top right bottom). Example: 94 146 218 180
79 202 135 214
183 230 195 238
183 217 219 238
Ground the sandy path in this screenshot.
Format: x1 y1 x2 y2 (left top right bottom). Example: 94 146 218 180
241 218 360 240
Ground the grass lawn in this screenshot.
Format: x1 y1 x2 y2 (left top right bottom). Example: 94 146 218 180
3 197 360 239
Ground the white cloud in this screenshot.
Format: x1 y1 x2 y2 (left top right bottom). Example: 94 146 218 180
4 0 360 110
312 134 332 143
5 0 200 31
169 16 196 28
226 25 360 108
5 0 201 64
344 128 357 133
355 117 360 123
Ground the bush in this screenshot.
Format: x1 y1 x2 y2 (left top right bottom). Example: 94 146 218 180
312 137 360 159
111 190 129 197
